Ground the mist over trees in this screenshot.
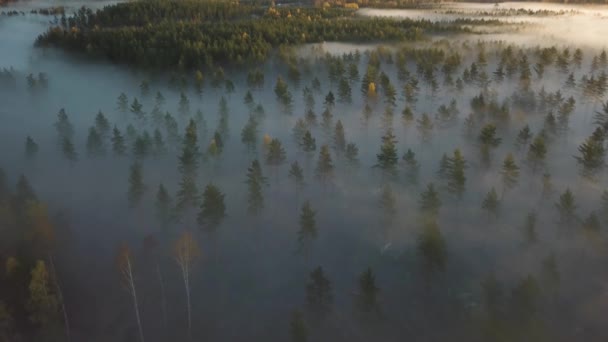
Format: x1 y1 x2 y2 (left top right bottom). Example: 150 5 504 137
1 0 608 341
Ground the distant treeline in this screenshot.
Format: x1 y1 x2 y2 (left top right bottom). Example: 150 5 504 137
34 1 482 69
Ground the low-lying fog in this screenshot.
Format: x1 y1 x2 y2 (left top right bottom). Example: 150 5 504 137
1 2 608 342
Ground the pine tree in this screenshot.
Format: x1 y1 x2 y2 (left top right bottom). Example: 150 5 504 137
95 111 110 138
447 149 467 198
300 131 316 153
178 92 190 117
266 138 286 167
402 149 419 185
345 143 359 166
176 174 199 211
274 77 293 113
315 145 334 184
86 127 105 157
289 161 305 194
515 125 532 151
54 108 74 141
117 93 128 114
128 162 146 208
375 130 398 175
555 188 577 225
178 120 200 177
527 135 547 172
152 129 166 156
306 267 332 317
61 137 78 162
416 113 434 142
333 120 346 153
419 183 441 218
111 126 127 156
246 160 267 215
437 153 450 179
575 128 605 180
417 220 447 284
298 201 317 254
130 97 145 121
155 184 173 231
356 268 380 314
197 184 226 229
500 153 520 195
481 187 500 217
25 136 39 159
241 115 259 153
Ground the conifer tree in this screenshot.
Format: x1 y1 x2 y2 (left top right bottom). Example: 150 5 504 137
375 130 398 176
289 161 305 196
128 162 146 208
447 149 467 198
246 160 267 215
315 145 334 184
575 128 605 180
130 97 145 122
300 131 316 154
402 149 419 185
197 184 226 229
241 115 259 153
95 111 110 138
345 143 359 166
54 108 74 141
355 268 380 314
481 187 500 218
25 136 39 159
155 184 173 231
528 135 547 172
419 183 441 219
61 137 78 162
500 153 520 195
111 126 127 156
86 127 105 157
306 267 332 317
555 188 577 225
117 93 128 114
333 120 346 154
417 220 447 285
298 201 317 255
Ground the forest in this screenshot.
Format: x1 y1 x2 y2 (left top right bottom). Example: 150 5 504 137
1 0 608 341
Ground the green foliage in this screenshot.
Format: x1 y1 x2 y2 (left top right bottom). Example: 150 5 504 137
111 126 127 156
555 188 577 224
356 268 380 314
419 183 441 218
128 161 146 208
25 136 39 159
155 183 173 231
447 149 467 198
306 266 332 317
246 160 267 215
298 201 317 254
198 184 226 229
300 131 316 153
481 187 500 217
375 130 398 174
417 220 447 283
266 138 286 167
315 145 334 183
86 127 105 157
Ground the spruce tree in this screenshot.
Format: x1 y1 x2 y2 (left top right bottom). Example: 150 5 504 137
25 136 39 159
197 184 226 229
300 131 316 153
95 111 110 138
375 130 398 176
306 267 332 317
111 126 127 156
86 127 105 157
419 183 441 218
356 268 380 314
128 161 145 208
315 145 334 184
246 160 267 215
298 201 317 255
555 188 577 225
481 187 500 218
500 153 520 195
402 149 419 185
447 149 467 198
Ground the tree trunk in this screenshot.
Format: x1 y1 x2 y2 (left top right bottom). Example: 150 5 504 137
157 264 167 329
48 255 70 342
127 257 145 342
